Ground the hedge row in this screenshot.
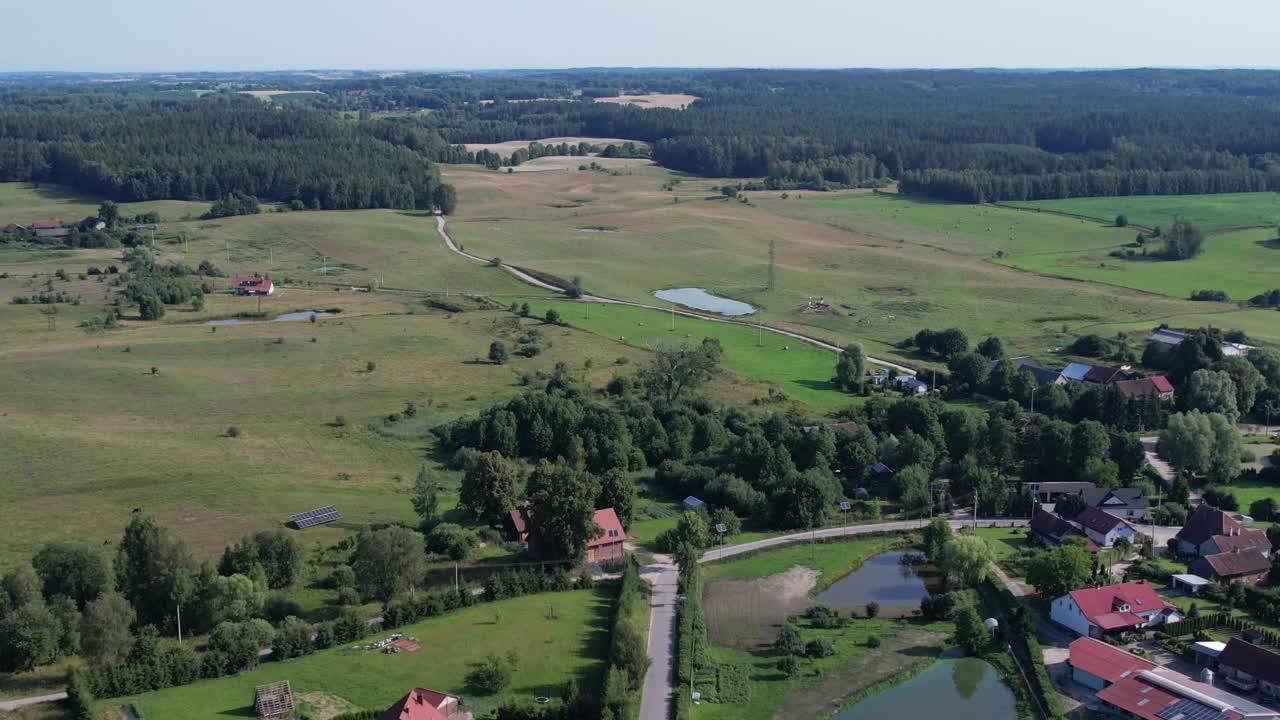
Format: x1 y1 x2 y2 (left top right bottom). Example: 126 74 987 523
674 562 706 720
382 567 585 630
601 559 650 720
987 581 1065 720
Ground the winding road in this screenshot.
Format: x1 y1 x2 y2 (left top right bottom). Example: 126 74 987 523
434 215 917 375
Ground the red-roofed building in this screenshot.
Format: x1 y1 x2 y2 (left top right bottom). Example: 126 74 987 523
508 506 626 564
380 688 460 720
233 276 274 296
3 223 23 233
1068 637 1157 690
1074 507 1136 548
1114 376 1176 401
1095 668 1275 720
30 219 69 238
1190 549 1272 586
1050 580 1180 638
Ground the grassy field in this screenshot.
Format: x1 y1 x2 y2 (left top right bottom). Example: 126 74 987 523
119 587 613 719
1001 192 1280 233
0 182 207 225
967 526 1029 563
703 535 903 592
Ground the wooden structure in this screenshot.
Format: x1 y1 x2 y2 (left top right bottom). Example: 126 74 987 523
254 680 294 719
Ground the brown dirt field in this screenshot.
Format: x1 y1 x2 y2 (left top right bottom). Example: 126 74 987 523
238 90 324 98
703 567 819 649
594 93 701 110
775 627 948 720
462 137 650 154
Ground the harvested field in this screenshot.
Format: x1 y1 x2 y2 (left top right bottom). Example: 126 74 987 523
704 567 819 649
594 93 700 109
503 156 653 173
238 90 325 98
462 137 649 154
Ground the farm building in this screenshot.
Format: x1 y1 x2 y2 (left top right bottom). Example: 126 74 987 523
893 375 928 394
1067 636 1156 691
1189 549 1271 586
1171 574 1211 595
1217 637 1280 699
1149 328 1253 357
1061 363 1092 382
380 687 462 720
1083 365 1131 385
234 276 275 296
1096 667 1276 720
3 223 23 233
989 356 1066 386
1113 375 1175 401
1049 580 1179 638
1025 481 1096 505
30 219 69 238
1073 507 1135 548
1174 504 1269 557
682 496 706 511
253 680 294 719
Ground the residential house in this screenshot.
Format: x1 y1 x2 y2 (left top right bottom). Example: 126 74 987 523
2 223 23 233
893 375 929 394
1061 362 1093 383
990 356 1066 386
1083 365 1131 385
30 219 69 238
380 688 462 720
507 506 626 565
1202 529 1273 558
1029 509 1097 552
1049 580 1180 638
1025 481 1097 505
1082 486 1149 521
1189 549 1272 586
1068 637 1157 691
234 276 275 296
1174 504 1266 557
1074 507 1136 548
1113 375 1175 401
1096 667 1277 720
1218 638 1280 699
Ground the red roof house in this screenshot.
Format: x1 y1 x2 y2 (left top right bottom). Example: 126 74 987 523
1114 376 1175 401
1096 667 1273 720
380 688 460 720
1068 637 1157 690
30 218 70 238
1049 580 1180 638
1175 504 1268 556
1073 507 1136 548
1190 549 1272 587
508 506 626 564
2 223 23 233
233 276 275 296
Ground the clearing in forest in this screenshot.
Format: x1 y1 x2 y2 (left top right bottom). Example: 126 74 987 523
594 93 700 109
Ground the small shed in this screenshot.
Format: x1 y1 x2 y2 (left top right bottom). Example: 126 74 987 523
1192 640 1227 669
1171 573 1210 595
682 496 706 511
254 680 294 719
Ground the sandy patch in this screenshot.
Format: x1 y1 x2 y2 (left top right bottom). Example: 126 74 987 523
703 566 819 649
238 90 324 98
594 93 700 110
298 692 361 720
462 137 650 153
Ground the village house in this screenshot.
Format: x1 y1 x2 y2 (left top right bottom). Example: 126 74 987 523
1050 580 1180 638
233 276 275 296
1113 375 1176 401
1082 486 1149 521
2 223 23 233
30 219 69 238
1096 667 1276 720
1068 636 1157 691
1028 509 1096 551
1217 637 1280 700
1061 362 1093 383
1074 507 1136 548
1025 481 1097 505
1083 365 1131 385
893 375 929 394
1174 504 1270 557
1189 549 1272 586
380 688 462 720
507 506 626 565
989 356 1066 386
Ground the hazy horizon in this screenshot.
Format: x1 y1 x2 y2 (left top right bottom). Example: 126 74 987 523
3 0 1279 74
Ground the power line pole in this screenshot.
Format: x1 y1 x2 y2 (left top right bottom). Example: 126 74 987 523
974 489 979 531
176 603 183 643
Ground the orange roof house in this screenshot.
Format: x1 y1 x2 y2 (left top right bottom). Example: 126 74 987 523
380 688 460 720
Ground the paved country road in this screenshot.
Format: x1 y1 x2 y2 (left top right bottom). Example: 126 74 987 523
635 551 678 720
0 692 67 711
434 215 917 375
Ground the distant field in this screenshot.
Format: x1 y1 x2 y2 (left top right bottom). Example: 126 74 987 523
238 89 325 98
0 182 208 225
1002 192 1280 233
504 156 654 173
462 137 650 154
594 93 700 109
120 587 613 719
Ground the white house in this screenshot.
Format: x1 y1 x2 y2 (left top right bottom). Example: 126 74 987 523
1074 507 1136 548
1050 580 1180 638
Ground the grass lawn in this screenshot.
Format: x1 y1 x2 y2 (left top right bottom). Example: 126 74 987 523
1001 192 1280 234
0 182 208 226
703 535 904 594
118 587 614 719
968 526 1029 563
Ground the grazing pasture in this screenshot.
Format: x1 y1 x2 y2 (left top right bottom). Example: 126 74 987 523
1001 192 1280 233
0 182 207 225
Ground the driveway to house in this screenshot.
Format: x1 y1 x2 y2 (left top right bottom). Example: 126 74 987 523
1140 436 1176 486
636 550 679 720
434 214 917 375
0 692 67 712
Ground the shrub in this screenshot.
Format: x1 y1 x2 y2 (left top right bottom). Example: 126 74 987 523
465 653 513 694
337 587 361 606
805 638 836 658
226 426 241 438
1189 289 1230 302
805 604 844 629
776 654 800 676
865 601 880 618
866 635 881 648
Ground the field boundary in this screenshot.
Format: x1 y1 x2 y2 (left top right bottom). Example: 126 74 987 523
995 200 1277 234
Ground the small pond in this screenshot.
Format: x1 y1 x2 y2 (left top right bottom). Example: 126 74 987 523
814 550 939 614
652 287 756 316
206 311 332 326
832 657 1016 720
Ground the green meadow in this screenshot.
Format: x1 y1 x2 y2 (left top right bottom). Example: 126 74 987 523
1002 192 1280 233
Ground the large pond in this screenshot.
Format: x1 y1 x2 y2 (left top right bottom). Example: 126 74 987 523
814 550 939 615
652 287 756 316
832 657 1016 720
206 311 332 326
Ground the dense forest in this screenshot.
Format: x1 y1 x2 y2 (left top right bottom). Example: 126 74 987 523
5 68 1280 204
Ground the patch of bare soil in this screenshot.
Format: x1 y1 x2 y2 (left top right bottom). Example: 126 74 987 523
704 566 819 649
594 93 700 110
298 692 361 720
773 627 948 720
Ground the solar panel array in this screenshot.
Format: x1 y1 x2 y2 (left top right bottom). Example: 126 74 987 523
1157 699 1229 720
291 505 340 529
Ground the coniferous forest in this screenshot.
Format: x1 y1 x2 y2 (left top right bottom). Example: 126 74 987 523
4 68 1280 204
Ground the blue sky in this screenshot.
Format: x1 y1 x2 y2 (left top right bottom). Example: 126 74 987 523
3 0 1278 72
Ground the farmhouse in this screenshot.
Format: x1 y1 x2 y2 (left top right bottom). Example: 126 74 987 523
1096 667 1277 720
1149 328 1254 357
1189 549 1272 586
30 219 69 238
1025 481 1096 505
1061 363 1093 383
1217 638 1280 699
380 687 462 720
1074 507 1135 548
1029 509 1096 551
1067 636 1157 691
1083 365 1131 385
234 276 275 296
2 223 23 233
1174 504 1267 557
1114 375 1175 401
1082 486 1149 521
1050 580 1179 638
990 356 1066 386
894 376 929 394
508 506 626 564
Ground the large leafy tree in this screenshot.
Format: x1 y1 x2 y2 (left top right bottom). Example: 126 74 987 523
459 451 520 525
597 468 637 527
32 543 109 610
351 527 426 602
1184 369 1239 421
115 515 195 631
79 593 135 665
526 462 603 561
640 338 723 403
939 535 993 587
835 343 866 392
1026 544 1092 599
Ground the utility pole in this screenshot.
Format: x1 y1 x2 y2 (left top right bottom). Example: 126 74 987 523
974 489 979 531
176 604 183 643
1030 385 1036 415
670 302 675 331
454 562 459 593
